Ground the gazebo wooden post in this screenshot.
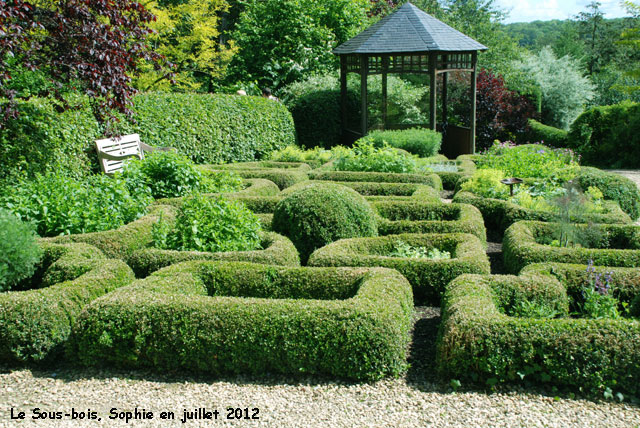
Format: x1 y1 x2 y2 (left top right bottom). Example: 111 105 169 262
340 55 348 138
381 56 389 130
429 52 437 131
441 55 448 126
360 54 369 136
470 51 478 154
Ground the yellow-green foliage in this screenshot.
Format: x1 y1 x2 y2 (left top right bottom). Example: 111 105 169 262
137 0 236 91
460 169 510 200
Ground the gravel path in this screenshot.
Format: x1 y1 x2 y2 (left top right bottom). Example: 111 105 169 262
2 308 639 428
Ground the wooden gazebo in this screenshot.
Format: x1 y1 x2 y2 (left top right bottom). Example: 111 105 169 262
333 2 487 155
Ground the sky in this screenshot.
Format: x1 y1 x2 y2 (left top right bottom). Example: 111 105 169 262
495 0 631 23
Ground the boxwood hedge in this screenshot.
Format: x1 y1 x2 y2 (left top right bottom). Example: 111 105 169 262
156 179 281 207
437 266 640 395
127 232 300 277
211 161 313 172
0 242 134 363
48 205 176 262
309 170 443 191
503 220 640 274
308 233 490 305
203 166 309 190
123 93 296 164
453 191 631 235
70 261 413 380
422 156 476 191
372 201 486 243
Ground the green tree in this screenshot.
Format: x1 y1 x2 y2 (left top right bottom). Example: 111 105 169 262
137 0 236 92
514 47 595 129
617 1 640 94
226 0 370 90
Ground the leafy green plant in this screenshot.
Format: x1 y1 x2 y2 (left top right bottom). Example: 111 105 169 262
363 128 442 158
333 140 417 174
0 209 42 291
510 299 561 319
120 151 242 199
460 169 510 200
389 241 451 260
153 194 262 253
268 145 333 164
477 141 579 179
2 173 151 237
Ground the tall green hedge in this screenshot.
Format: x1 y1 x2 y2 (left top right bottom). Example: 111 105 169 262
0 93 296 185
567 101 640 168
125 93 296 164
526 119 568 147
0 97 101 182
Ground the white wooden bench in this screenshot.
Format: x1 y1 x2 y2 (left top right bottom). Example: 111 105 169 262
95 134 174 175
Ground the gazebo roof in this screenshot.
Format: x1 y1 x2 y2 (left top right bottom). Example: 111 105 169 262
333 2 487 55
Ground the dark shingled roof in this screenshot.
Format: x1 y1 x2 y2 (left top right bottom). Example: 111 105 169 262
333 2 487 55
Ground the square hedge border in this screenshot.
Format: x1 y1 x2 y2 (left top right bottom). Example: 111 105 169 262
157 178 281 207
0 242 134 363
203 166 309 190
70 261 413 380
437 265 640 395
308 233 490 305
453 191 632 235
127 231 300 277
503 220 640 274
309 170 443 191
372 201 486 243
422 155 476 190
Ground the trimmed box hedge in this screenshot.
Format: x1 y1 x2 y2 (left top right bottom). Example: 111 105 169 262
283 180 442 203
157 179 281 207
309 170 443 191
308 233 490 305
70 261 413 380
0 242 134 363
203 166 309 190
127 231 300 277
47 205 176 262
372 201 487 243
437 266 640 395
211 161 313 172
503 220 640 274
453 191 631 235
422 156 476 190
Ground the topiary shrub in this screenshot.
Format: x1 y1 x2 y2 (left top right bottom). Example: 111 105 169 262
527 119 568 147
272 183 378 263
0 242 134 363
363 128 442 157
152 194 262 253
0 209 42 291
124 93 296 164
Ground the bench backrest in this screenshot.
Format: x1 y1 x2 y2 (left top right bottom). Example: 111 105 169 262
95 134 144 175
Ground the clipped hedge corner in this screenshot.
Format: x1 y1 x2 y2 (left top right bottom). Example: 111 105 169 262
70 261 413 380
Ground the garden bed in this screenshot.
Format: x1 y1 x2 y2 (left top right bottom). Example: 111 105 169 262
453 191 631 235
308 233 489 305
70 261 413 380
437 264 640 395
309 170 443 190
372 201 486 242
503 220 640 274
0 242 134 363
203 166 309 190
127 231 300 277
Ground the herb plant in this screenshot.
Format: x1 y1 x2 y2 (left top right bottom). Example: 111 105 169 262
389 241 451 260
579 261 620 319
0 209 42 291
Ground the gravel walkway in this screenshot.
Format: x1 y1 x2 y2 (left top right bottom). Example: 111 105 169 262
2 308 639 428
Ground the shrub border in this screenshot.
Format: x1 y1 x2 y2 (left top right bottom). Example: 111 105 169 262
71 261 413 380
